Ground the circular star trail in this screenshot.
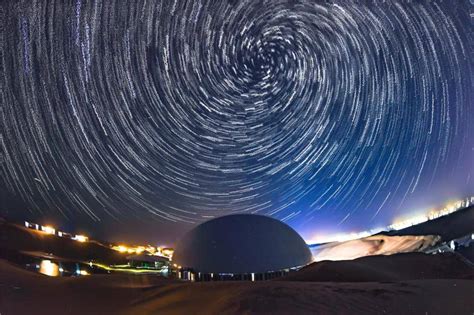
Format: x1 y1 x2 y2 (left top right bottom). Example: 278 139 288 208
1 1 473 238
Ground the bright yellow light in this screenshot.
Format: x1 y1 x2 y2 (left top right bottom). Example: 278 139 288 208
78 270 89 276
112 245 128 253
42 226 56 235
73 235 88 242
161 248 174 258
146 246 156 254
39 260 59 277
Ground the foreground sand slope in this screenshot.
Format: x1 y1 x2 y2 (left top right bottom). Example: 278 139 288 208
1 253 473 315
128 280 473 315
285 252 473 282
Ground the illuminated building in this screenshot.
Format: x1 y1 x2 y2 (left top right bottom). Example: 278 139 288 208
172 214 312 281
161 248 174 259
41 225 56 235
126 254 169 271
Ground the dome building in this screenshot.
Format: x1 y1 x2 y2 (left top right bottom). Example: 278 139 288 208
172 214 313 281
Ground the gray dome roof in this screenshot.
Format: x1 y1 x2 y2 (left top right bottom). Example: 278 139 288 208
173 214 313 273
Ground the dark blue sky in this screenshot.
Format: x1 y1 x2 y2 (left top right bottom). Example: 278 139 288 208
1 0 473 245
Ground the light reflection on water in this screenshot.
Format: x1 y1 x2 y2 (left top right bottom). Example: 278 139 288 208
28 259 94 277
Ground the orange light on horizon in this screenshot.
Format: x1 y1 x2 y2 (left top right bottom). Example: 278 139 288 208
73 235 88 242
113 245 128 253
41 225 56 235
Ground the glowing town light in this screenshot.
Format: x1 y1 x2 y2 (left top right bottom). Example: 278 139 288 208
73 235 88 242
112 245 128 253
146 246 157 254
135 246 145 254
161 248 174 259
76 269 89 276
41 225 56 235
39 260 59 277
251 273 255 282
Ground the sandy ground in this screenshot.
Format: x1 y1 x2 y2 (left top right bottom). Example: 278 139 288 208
1 257 473 315
1 218 473 314
284 252 474 282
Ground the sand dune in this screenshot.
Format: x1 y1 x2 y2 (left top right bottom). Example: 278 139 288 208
128 279 473 315
310 205 474 262
284 252 473 282
386 205 474 241
1 252 473 315
311 234 440 262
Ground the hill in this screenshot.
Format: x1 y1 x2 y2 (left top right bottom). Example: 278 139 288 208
383 205 474 241
0 219 126 264
282 252 473 282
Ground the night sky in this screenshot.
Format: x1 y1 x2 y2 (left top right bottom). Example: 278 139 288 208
1 1 473 245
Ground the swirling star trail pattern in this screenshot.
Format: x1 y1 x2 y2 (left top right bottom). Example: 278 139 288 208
1 1 473 241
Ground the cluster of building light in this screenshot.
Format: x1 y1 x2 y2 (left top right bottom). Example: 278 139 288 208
23 220 174 260
388 197 474 231
72 234 88 242
110 244 174 259
111 245 147 254
24 221 89 243
41 225 56 235
307 196 473 245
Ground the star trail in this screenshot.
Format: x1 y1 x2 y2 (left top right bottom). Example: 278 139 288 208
1 1 473 242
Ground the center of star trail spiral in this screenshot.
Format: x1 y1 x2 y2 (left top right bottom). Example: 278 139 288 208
1 1 472 238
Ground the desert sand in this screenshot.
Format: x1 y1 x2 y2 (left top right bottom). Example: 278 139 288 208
2 215 474 314
1 252 473 315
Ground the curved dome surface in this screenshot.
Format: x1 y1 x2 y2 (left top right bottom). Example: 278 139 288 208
173 214 313 273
